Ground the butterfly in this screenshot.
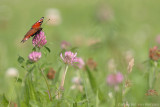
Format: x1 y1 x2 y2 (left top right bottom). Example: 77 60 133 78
21 17 44 43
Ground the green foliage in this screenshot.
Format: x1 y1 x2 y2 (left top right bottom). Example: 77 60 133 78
32 47 36 51
17 77 22 83
0 94 9 106
53 66 62 84
85 66 97 94
85 66 105 102
44 46 51 53
2 0 160 106
18 56 25 64
26 60 34 65
70 47 79 53
28 65 36 73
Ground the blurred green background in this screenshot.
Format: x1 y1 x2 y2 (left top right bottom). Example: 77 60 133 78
1 0 160 68
1 0 160 106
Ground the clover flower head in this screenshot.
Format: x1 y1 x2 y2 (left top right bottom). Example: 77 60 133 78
45 8 62 26
6 68 18 77
72 77 82 85
28 51 41 62
71 76 83 92
47 68 56 80
149 46 160 61
86 58 97 70
106 72 123 86
60 51 77 65
32 31 47 48
61 41 71 50
156 35 160 44
74 57 85 69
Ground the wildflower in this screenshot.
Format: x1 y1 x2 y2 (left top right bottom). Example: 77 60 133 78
124 101 129 107
125 50 134 63
9 102 18 107
149 46 160 61
28 51 41 62
47 68 56 80
71 77 83 92
106 72 123 91
145 89 158 96
106 72 123 86
32 31 47 48
72 77 82 85
61 41 71 50
156 35 160 44
87 38 101 46
6 68 18 77
107 59 116 72
45 8 62 26
108 92 113 98
125 80 132 88
96 5 114 22
73 35 85 46
60 51 77 65
127 58 134 73
86 58 97 70
74 57 85 69
55 90 62 99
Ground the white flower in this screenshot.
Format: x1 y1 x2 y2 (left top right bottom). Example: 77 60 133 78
6 68 18 77
108 92 113 98
45 8 62 26
71 77 83 92
72 77 82 85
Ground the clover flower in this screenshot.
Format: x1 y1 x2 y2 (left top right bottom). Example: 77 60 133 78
71 76 83 92
45 8 62 26
47 68 56 80
61 41 71 50
6 68 18 77
107 59 116 72
145 89 158 96
28 51 41 62
149 46 160 61
32 31 47 48
86 58 97 70
156 35 160 44
72 77 82 85
96 5 114 22
74 57 85 69
125 50 134 63
60 51 77 65
106 72 123 86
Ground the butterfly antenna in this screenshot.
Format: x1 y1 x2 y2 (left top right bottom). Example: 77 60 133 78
42 19 50 28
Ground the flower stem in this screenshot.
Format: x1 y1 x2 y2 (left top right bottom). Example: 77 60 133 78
149 61 157 89
41 69 52 101
8 74 19 107
60 65 68 90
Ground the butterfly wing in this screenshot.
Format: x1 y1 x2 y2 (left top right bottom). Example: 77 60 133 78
21 28 39 43
32 17 44 29
21 17 44 43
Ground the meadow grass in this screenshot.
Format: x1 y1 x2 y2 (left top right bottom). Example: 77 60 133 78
1 0 160 107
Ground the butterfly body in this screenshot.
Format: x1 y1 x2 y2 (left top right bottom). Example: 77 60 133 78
21 17 44 43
